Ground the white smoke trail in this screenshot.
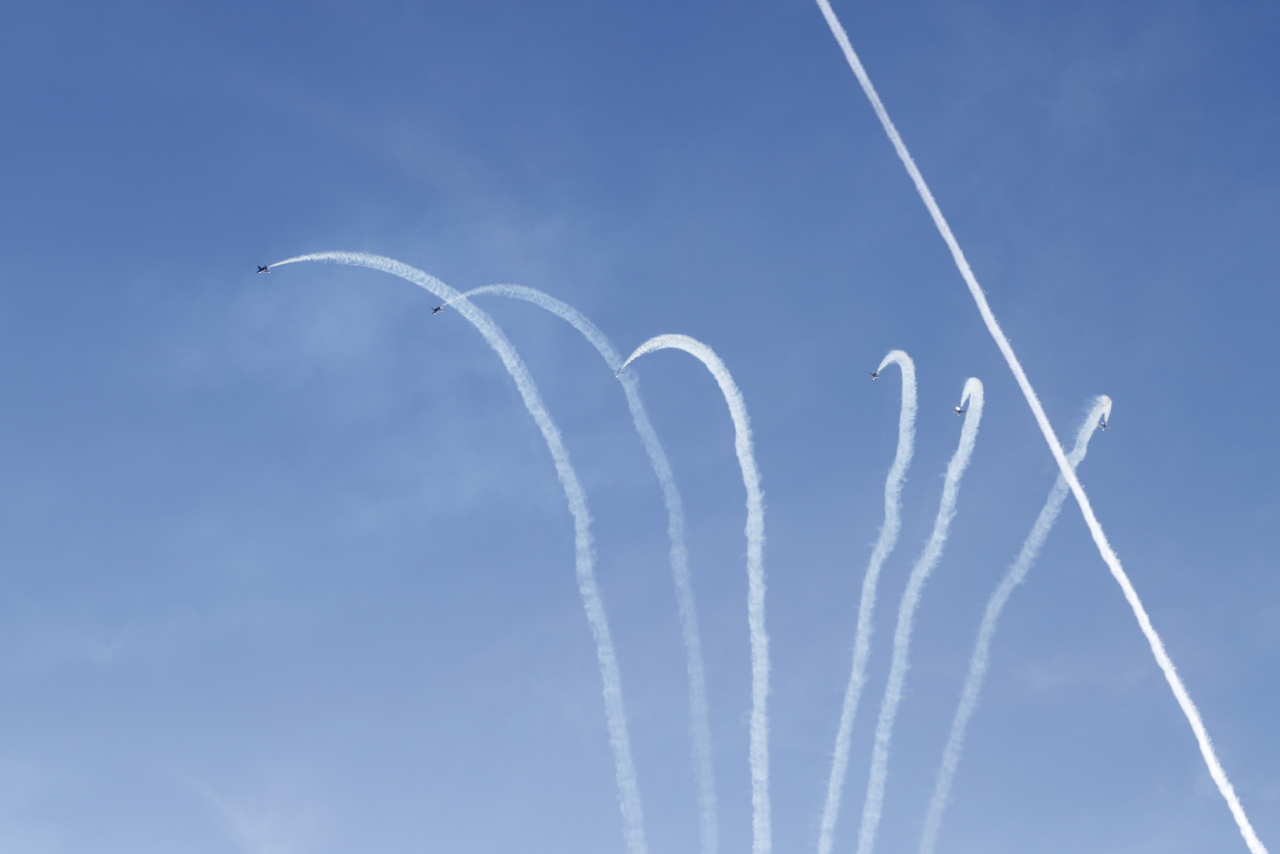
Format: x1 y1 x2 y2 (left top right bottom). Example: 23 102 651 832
856 379 984 854
270 253 648 854
918 395 1111 854
813 8 1268 852
622 334 771 854
816 350 917 854
460 285 719 854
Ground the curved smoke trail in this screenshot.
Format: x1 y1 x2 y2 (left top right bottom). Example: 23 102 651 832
917 395 1111 854
622 334 771 854
459 285 719 854
813 8 1267 853
856 379 984 854
270 253 648 854
816 350 917 854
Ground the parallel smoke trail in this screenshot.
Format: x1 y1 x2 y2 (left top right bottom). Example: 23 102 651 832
271 253 648 854
918 396 1111 854
813 6 1268 852
816 350 917 854
622 334 771 854
460 285 719 854
856 379 984 854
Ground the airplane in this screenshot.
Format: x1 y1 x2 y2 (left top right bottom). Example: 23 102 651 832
257 265 270 273
1099 419 1110 430
952 406 966 416
614 368 626 378
431 306 444 314
869 370 882 379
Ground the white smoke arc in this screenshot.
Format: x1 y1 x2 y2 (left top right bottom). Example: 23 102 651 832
460 285 719 854
918 395 1111 854
816 350 917 854
622 334 771 854
271 253 648 854
856 378 984 854
812 7 1267 852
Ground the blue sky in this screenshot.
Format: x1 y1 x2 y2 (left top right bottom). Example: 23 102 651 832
0 0 1276 851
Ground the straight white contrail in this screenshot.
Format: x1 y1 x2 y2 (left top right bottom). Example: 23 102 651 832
813 6 1267 852
918 395 1111 854
816 350 917 854
459 285 719 854
856 379 984 854
270 253 648 854
622 334 771 854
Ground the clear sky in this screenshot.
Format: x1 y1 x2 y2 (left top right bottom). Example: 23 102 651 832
0 0 1276 852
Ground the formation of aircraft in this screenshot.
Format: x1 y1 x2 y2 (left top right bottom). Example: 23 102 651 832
257 265 270 273
249 286 1106 431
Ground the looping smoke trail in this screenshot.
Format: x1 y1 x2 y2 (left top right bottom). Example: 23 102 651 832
270 253 648 854
918 396 1111 854
856 379 984 854
813 7 1267 852
816 350 917 854
460 285 719 854
622 334 771 854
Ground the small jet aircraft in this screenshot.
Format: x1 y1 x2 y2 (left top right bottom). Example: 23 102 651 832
257 265 270 274
1099 419 1110 430
869 371 882 379
431 306 444 314
952 406 967 416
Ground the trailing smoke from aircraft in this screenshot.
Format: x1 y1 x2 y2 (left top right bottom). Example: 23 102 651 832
813 6 1267 851
816 350 917 854
271 253 649 854
918 395 1111 854
622 334 772 854
856 379 984 854
459 284 719 854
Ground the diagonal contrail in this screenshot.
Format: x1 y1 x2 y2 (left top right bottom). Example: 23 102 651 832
271 252 648 854
856 378 984 854
622 334 771 854
816 350 917 854
458 285 719 854
812 6 1267 852
918 395 1111 854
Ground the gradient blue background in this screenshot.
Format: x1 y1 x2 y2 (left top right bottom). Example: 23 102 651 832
0 0 1276 851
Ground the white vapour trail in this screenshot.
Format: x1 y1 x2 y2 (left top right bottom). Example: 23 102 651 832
270 253 648 854
622 334 771 854
816 350 917 854
459 285 719 854
918 395 1111 854
856 379 984 854
813 7 1268 852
